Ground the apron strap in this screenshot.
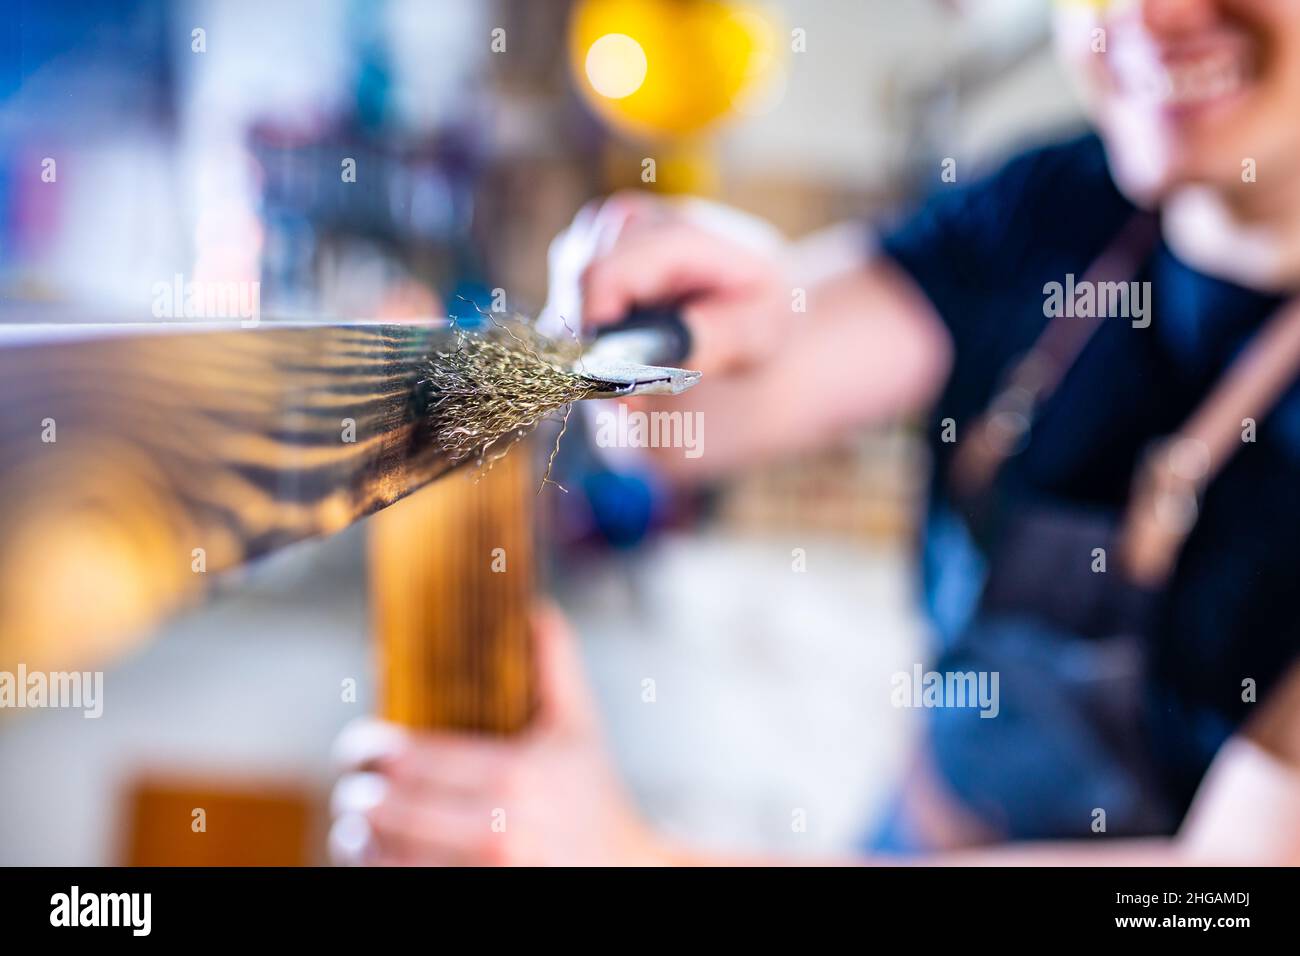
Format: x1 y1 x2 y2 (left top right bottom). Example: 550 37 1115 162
950 212 1160 500
947 209 1300 590
1121 296 1300 586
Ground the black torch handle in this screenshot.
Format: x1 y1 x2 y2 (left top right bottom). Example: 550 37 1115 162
593 304 692 367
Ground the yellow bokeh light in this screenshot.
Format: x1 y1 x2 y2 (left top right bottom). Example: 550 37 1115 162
569 0 782 140
586 33 649 99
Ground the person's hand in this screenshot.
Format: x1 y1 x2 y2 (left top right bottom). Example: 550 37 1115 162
328 604 663 866
544 192 793 378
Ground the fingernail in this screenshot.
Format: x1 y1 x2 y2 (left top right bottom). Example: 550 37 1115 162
331 717 408 772
328 813 374 867
330 771 388 818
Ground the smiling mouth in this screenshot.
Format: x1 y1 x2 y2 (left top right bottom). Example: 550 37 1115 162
1115 43 1257 114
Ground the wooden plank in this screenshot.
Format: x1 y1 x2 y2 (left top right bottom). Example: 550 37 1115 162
120 772 318 866
370 447 536 733
0 321 464 672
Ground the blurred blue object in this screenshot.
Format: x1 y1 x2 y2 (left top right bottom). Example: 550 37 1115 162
583 469 657 549
0 0 174 125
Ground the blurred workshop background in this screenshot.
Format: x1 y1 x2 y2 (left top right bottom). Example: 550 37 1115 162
0 0 1080 864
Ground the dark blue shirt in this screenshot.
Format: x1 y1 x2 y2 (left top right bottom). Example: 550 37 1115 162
881 132 1300 815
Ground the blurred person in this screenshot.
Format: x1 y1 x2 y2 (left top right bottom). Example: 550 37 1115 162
332 0 1300 864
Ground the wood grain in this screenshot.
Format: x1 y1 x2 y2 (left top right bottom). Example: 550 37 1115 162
0 321 464 672
370 448 536 733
